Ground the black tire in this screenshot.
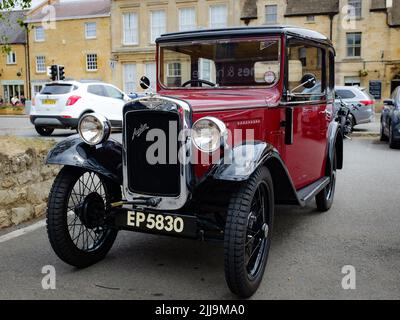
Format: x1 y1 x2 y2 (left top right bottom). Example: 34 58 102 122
316 150 337 212
347 114 355 133
35 126 54 136
380 121 388 142
224 166 274 298
47 166 120 268
389 124 400 149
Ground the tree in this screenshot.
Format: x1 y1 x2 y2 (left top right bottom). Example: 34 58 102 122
0 0 32 53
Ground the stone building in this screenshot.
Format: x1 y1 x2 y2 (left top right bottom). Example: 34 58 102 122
25 0 113 98
239 0 400 100
110 0 241 93
0 10 28 103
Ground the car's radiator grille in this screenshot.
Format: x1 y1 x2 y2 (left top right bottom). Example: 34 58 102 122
125 110 181 196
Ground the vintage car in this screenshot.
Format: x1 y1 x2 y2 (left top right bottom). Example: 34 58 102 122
45 26 343 298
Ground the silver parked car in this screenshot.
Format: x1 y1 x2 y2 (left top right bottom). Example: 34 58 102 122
335 86 376 129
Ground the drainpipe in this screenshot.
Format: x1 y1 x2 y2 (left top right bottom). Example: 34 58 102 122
329 14 334 41
24 23 31 100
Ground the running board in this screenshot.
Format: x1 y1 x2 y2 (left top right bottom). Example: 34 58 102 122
297 177 330 206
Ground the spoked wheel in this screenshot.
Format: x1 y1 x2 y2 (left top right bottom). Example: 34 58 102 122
316 150 337 212
224 167 274 298
47 166 121 268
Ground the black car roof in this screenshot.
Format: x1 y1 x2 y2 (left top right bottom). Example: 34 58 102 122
156 25 332 47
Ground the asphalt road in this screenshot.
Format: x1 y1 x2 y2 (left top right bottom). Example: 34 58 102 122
0 116 399 300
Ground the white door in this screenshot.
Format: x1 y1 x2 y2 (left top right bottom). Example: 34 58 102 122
123 64 137 94
102 85 125 122
145 62 156 90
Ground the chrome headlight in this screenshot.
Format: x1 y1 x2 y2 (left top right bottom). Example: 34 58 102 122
192 117 227 153
78 113 111 146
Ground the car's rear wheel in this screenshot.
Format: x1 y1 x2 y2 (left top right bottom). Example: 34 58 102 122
224 167 274 298
47 166 120 268
389 124 400 149
316 150 337 212
35 126 54 136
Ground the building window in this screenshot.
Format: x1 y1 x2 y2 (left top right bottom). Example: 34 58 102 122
179 7 196 31
346 32 361 57
348 0 362 19
344 76 361 87
306 15 315 22
167 62 182 87
36 56 46 73
145 62 157 89
265 5 277 24
35 26 45 42
209 4 228 28
86 54 98 71
85 22 97 39
123 63 137 93
6 51 16 64
123 12 139 45
199 58 214 82
2 84 24 104
150 10 166 44
299 47 307 66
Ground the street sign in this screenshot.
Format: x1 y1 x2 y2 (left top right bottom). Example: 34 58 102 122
369 80 382 100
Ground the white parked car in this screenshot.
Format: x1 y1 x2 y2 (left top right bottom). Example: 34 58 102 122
30 81 130 136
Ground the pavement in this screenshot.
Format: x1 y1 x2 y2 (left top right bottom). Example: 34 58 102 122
0 116 399 299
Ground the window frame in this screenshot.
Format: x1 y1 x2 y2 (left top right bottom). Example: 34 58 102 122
285 37 328 103
178 7 196 32
35 26 45 42
123 12 139 45
265 5 278 25
348 0 362 19
346 32 362 58
150 9 167 44
85 22 97 40
123 63 137 94
209 4 228 29
35 55 46 73
86 53 98 72
6 51 16 65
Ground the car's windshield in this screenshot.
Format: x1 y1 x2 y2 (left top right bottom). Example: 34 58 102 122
159 37 281 89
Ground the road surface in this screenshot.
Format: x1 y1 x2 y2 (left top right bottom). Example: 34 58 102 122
0 136 399 299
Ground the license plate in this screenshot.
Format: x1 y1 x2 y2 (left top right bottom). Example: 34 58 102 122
42 99 56 105
116 210 198 238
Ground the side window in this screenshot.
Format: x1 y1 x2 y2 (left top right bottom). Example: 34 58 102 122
327 50 335 98
336 89 356 99
88 85 106 97
288 41 325 101
104 86 124 99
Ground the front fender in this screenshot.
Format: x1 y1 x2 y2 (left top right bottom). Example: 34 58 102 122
212 141 299 205
46 135 123 185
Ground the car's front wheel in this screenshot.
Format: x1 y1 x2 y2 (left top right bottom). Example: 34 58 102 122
35 126 54 136
47 166 120 268
224 167 274 298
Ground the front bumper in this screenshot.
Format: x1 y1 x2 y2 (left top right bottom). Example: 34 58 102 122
30 115 79 129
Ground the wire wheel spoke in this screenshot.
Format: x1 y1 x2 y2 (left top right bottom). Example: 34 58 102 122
67 172 110 252
245 182 269 278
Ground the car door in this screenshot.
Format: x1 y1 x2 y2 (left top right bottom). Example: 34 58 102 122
101 85 126 124
383 88 398 136
86 84 110 117
283 40 329 189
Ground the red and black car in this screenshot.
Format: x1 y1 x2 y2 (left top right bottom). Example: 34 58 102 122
45 26 343 298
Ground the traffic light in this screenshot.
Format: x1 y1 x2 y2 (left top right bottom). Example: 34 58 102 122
50 65 58 81
58 65 65 81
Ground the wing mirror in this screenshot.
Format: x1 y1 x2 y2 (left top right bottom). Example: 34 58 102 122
140 76 151 90
384 99 394 106
290 73 317 94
